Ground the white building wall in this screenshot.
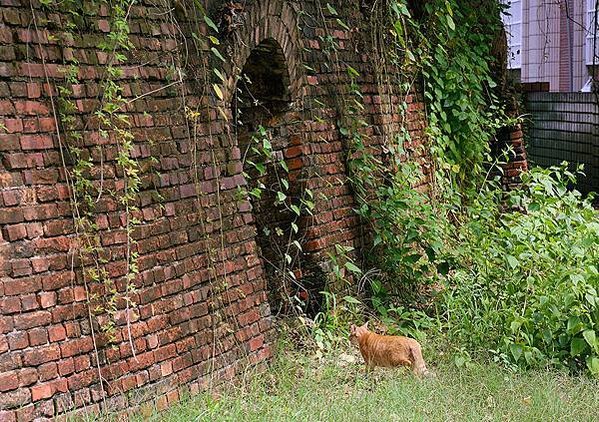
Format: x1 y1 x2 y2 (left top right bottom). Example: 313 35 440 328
510 0 591 92
521 0 561 91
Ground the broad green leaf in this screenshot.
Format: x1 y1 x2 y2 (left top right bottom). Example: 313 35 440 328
347 65 360 78
212 84 223 100
510 343 523 362
586 356 599 376
570 337 587 356
446 15 455 31
211 47 225 62
213 68 225 82
567 316 583 334
524 351 533 365
344 261 362 274
506 255 519 269
583 330 597 349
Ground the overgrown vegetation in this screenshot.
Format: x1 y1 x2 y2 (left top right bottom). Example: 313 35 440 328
326 0 599 379
442 165 599 376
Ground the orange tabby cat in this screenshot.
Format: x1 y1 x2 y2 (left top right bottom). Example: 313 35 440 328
349 322 431 376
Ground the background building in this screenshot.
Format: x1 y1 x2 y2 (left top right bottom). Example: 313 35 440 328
503 0 597 92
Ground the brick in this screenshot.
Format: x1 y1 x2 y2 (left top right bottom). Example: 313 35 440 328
60 337 93 358
7 332 28 350
57 358 74 376
3 224 27 241
38 362 58 381
0 389 30 411
15 405 34 422
47 324 66 342
2 118 22 133
11 259 32 277
2 191 19 206
1 296 21 314
0 411 16 422
26 83 41 99
18 368 38 387
14 310 51 329
20 135 54 150
72 355 90 372
0 336 7 354
98 20 110 32
247 335 264 352
0 209 23 224
31 382 51 401
0 27 12 44
25 223 43 239
28 327 49 346
23 344 60 366
0 371 18 392
20 295 38 311
2 153 38 170
13 101 49 116
4 277 41 296
0 62 14 77
39 292 57 309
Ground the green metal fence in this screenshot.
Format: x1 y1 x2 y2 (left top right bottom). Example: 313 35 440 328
525 92 598 195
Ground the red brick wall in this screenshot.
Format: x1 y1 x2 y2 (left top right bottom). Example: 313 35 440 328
499 124 528 189
0 1 429 419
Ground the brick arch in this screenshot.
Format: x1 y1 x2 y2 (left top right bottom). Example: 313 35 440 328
222 0 306 104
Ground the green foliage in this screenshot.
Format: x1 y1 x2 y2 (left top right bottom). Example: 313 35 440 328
386 0 510 186
441 165 599 376
357 157 447 290
239 126 318 315
344 0 509 295
336 1 599 379
420 0 507 184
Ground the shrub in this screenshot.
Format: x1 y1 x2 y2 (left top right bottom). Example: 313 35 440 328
441 165 599 376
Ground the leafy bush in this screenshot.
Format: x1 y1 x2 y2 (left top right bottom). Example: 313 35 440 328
441 165 599 376
356 159 448 291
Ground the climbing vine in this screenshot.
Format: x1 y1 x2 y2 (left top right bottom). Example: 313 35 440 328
52 0 140 346
335 0 514 295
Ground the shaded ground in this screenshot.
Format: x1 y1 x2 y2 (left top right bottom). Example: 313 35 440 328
137 343 599 422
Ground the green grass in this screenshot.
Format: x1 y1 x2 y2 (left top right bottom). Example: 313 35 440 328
140 345 599 422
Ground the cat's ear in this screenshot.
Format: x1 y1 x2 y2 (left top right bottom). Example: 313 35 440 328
350 324 356 334
362 321 369 330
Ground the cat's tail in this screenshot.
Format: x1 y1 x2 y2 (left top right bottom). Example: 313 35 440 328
409 342 434 378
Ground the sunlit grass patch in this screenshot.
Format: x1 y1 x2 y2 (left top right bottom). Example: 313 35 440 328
141 346 599 422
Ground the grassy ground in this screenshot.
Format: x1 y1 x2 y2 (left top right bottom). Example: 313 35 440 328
139 343 599 422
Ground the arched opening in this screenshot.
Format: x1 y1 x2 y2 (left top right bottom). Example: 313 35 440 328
233 39 325 318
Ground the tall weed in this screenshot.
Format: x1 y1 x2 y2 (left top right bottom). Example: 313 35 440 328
442 165 599 375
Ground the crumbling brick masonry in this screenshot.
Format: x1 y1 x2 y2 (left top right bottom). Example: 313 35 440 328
0 0 430 419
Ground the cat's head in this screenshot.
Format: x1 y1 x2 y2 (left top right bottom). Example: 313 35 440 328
349 322 369 345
